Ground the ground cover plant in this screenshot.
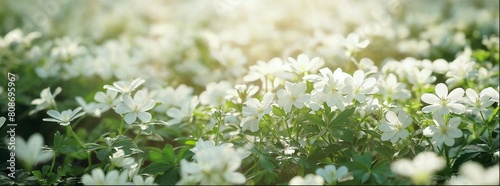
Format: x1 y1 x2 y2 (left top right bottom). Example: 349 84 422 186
0 0 499 185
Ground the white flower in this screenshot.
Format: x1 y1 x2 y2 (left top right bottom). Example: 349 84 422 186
423 115 463 146
243 58 294 82
432 59 450 74
447 161 499 185
286 54 324 75
14 133 53 168
358 58 378 75
304 67 350 111
0 28 40 48
391 151 446 185
104 78 145 94
277 81 310 112
199 81 232 107
446 48 477 86
177 140 246 185
460 88 496 114
94 89 120 113
240 92 274 132
243 58 294 92
154 84 194 113
307 90 328 111
421 83 466 115
81 168 131 185
379 110 412 144
289 174 324 185
378 73 411 100
166 96 199 125
342 70 378 103
50 37 86 61
315 165 349 184
190 139 251 160
76 97 102 117
109 149 135 168
344 33 370 55
115 90 156 124
133 175 157 185
407 68 436 87
30 87 62 115
359 97 382 118
43 107 86 126
481 87 499 103
226 84 259 104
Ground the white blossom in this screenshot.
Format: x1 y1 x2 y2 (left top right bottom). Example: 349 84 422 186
379 110 412 144
289 174 324 185
43 107 86 126
391 151 445 185
423 115 463 146
421 83 465 115
115 90 156 124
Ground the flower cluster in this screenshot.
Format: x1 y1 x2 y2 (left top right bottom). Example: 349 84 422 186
177 139 248 185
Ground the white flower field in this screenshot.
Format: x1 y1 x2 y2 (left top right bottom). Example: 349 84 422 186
0 0 498 185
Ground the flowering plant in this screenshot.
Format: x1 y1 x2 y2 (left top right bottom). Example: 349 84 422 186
0 0 498 185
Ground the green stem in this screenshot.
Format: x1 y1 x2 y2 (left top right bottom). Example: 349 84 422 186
266 117 281 142
214 118 222 145
133 130 142 143
293 109 308 142
87 152 92 166
118 119 124 136
67 126 87 148
444 145 452 175
71 115 86 129
48 152 57 173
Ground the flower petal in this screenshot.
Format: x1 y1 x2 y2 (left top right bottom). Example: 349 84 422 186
435 83 448 98
124 112 137 124
448 88 465 101
421 93 440 104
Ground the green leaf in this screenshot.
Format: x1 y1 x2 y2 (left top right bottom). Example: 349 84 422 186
372 172 387 184
361 172 370 183
175 146 192 164
96 148 111 161
488 107 499 124
353 153 372 169
272 105 286 117
59 138 80 154
142 124 155 135
259 155 276 173
141 162 171 175
293 156 314 170
323 103 331 118
46 172 58 185
472 49 491 62
57 165 71 176
112 135 136 150
162 144 176 164
462 144 489 153
337 128 355 144
363 129 381 139
330 107 355 126
53 131 64 152
32 170 43 179
82 143 102 152
304 114 324 125
157 167 180 185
